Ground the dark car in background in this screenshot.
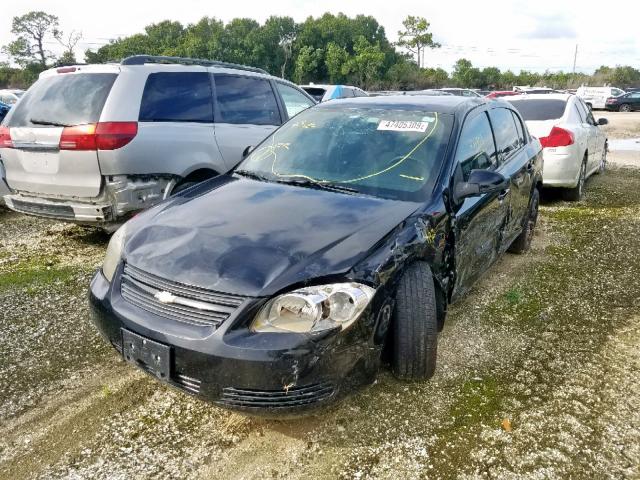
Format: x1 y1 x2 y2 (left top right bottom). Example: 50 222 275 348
89 95 542 415
0 101 10 123
605 91 640 112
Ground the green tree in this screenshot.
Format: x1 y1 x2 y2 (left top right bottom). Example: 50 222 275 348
3 11 60 68
55 30 82 65
396 16 440 68
294 46 323 83
325 42 349 83
343 36 385 89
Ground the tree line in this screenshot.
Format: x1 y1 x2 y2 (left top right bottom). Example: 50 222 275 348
2 10 640 91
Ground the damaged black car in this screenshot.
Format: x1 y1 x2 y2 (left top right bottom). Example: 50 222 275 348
89 96 543 415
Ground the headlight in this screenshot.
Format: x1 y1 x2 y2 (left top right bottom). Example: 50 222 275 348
102 224 127 282
251 283 376 333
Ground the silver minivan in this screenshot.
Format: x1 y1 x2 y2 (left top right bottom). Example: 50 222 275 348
0 55 316 228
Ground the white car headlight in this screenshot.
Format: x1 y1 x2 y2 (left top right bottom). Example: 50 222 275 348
251 283 376 333
102 224 127 282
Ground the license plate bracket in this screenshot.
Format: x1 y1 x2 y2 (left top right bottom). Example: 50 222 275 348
122 329 171 380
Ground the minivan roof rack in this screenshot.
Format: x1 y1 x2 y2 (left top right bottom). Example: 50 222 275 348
121 55 268 74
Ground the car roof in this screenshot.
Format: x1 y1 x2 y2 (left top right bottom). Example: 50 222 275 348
314 94 491 115
507 93 573 101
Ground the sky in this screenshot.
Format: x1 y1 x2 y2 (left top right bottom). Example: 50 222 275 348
1 0 639 74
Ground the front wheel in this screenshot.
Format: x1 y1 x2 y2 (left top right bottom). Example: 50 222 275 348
392 262 439 380
509 188 539 254
619 104 631 112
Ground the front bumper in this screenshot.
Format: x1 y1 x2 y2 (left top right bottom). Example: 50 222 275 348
4 175 176 228
88 268 381 416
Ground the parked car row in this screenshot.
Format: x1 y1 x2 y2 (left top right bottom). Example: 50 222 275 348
0 55 612 416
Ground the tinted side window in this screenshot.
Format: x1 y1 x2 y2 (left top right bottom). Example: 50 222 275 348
276 83 314 118
488 108 519 161
511 110 526 146
139 72 213 123
214 75 280 125
455 112 498 181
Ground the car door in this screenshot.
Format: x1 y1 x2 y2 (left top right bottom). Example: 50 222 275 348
451 110 509 300
576 98 600 170
135 70 222 177
212 74 282 169
274 82 315 120
488 107 534 250
629 92 640 111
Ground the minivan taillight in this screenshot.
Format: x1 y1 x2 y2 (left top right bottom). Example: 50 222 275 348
59 124 97 150
95 122 138 150
539 126 574 148
0 126 13 148
59 122 137 151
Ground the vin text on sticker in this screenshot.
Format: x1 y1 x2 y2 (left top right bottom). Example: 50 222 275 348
377 120 430 132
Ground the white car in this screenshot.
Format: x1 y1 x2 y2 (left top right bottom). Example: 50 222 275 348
301 84 368 102
0 158 10 206
508 93 608 200
0 89 25 105
576 86 625 110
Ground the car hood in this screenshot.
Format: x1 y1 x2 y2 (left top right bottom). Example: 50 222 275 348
124 176 421 297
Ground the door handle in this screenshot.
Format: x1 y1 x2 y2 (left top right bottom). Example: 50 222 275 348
498 189 510 201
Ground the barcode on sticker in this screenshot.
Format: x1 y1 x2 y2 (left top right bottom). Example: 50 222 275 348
377 120 429 132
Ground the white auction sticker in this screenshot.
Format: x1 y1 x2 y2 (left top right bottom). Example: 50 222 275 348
377 120 429 132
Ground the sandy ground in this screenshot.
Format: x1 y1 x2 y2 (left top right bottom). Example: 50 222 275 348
598 111 640 169
1 114 639 479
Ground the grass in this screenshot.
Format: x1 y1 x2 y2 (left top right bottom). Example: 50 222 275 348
0 259 80 291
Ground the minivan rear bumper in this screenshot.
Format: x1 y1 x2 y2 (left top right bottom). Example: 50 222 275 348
3 175 176 228
4 193 115 223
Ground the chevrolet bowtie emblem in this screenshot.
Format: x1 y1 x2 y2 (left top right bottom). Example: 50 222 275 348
154 291 177 304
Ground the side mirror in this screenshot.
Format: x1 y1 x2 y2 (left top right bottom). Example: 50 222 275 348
454 169 509 202
242 145 254 159
597 118 608 126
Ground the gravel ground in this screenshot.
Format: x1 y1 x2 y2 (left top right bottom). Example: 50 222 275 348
1 119 639 479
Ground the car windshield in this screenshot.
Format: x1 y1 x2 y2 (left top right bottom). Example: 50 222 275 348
237 106 454 201
508 99 567 121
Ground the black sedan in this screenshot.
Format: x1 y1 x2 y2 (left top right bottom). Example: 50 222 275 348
605 91 640 111
89 96 543 415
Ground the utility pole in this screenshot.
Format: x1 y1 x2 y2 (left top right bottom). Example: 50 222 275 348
572 44 578 75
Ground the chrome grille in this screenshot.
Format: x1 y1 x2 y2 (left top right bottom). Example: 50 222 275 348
120 263 246 328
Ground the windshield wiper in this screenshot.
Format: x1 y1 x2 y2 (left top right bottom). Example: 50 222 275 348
276 177 360 195
29 118 71 127
233 169 272 182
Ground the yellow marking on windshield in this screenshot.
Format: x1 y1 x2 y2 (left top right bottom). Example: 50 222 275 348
270 111 440 185
399 174 424 181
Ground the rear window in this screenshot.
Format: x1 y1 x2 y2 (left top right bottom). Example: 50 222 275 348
302 87 327 102
508 99 567 121
7 73 117 127
139 72 213 123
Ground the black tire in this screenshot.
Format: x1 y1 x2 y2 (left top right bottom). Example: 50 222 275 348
563 157 586 201
392 262 439 380
619 104 631 112
509 188 539 254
